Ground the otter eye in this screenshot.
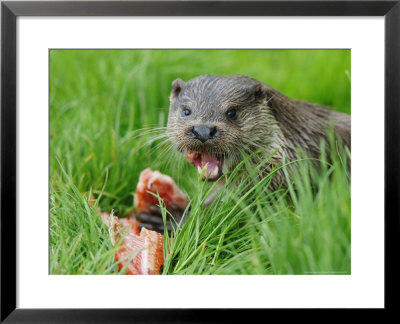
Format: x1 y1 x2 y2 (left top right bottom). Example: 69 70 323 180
226 109 237 120
182 108 191 117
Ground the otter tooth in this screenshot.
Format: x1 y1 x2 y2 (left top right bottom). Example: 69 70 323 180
197 166 203 174
222 161 229 174
211 166 219 178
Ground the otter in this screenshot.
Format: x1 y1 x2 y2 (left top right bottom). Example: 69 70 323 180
166 75 350 189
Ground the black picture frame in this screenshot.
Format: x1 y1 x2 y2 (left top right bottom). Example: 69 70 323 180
1 0 399 322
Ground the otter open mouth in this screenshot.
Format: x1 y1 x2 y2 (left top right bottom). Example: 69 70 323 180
186 151 224 181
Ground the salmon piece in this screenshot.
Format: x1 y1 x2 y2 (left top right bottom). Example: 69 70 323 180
115 226 164 275
134 168 188 213
96 168 187 274
120 218 141 236
100 211 163 275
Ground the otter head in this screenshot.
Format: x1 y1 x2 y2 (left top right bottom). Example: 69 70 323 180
167 75 276 181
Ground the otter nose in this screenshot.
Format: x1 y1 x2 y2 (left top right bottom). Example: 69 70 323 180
191 125 218 143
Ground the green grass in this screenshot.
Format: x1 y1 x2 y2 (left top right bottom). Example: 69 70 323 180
50 49 351 275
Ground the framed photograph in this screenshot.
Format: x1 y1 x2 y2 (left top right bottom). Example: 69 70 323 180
1 0 398 321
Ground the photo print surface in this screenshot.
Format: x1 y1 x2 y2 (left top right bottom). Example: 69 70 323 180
49 49 351 275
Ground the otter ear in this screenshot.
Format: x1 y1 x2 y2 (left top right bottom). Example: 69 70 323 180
170 78 185 101
253 83 268 103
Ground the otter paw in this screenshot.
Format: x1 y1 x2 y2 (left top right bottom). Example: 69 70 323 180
136 204 188 234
